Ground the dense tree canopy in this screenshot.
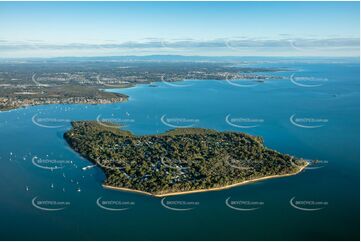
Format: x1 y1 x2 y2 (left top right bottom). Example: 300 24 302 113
64 121 307 195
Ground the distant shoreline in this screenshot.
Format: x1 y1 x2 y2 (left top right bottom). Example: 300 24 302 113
102 161 309 197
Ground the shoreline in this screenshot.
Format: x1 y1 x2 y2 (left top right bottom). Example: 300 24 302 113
0 98 128 113
102 161 309 197
0 85 130 113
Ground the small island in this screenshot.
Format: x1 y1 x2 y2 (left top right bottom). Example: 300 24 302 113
64 121 308 197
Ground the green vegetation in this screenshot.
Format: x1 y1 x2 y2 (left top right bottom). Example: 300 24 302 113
64 121 307 195
0 85 127 111
0 60 283 111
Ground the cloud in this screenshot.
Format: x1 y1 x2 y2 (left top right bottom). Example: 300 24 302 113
0 37 358 57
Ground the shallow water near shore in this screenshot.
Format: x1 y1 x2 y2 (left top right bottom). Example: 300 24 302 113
0 59 359 240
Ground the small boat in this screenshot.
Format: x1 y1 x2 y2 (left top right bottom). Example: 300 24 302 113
82 164 97 171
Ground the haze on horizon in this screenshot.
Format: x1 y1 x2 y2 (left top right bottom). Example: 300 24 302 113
0 1 359 58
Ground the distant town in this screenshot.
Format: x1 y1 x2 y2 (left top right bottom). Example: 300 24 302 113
0 58 283 111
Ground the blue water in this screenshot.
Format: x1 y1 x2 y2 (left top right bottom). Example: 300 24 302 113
0 60 359 240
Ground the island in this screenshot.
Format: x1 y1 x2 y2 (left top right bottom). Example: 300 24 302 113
64 121 308 197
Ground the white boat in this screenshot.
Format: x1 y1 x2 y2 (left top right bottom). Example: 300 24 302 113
82 164 97 170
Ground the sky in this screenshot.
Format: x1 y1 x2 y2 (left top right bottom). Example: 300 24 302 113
0 1 359 57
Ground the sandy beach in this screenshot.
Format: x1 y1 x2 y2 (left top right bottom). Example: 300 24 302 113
103 161 309 197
